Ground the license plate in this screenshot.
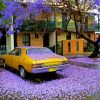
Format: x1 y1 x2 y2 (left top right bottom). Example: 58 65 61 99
48 68 56 72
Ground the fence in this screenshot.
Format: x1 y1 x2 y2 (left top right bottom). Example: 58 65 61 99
63 39 84 56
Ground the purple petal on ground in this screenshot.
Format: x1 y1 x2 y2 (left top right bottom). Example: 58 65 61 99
0 62 100 99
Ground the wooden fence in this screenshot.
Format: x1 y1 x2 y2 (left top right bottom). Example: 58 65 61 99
63 39 84 56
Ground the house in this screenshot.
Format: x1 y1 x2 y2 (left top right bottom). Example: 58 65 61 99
0 4 95 55
12 11 95 56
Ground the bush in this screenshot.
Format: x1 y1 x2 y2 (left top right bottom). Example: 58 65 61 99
86 44 94 52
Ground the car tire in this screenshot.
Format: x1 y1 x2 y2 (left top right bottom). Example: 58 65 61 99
19 67 26 79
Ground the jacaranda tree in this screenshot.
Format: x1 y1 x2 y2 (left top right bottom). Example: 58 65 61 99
0 0 51 34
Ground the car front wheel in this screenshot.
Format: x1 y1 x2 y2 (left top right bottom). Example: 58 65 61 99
2 60 6 68
19 67 26 79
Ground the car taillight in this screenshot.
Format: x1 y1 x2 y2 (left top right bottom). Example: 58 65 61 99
62 61 68 65
32 64 43 68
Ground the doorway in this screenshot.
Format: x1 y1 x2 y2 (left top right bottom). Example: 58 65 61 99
43 33 49 47
0 30 6 54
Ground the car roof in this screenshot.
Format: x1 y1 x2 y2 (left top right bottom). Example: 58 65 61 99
15 46 46 49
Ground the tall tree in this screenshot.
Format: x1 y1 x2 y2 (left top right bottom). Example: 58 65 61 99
50 0 100 58
0 0 5 11
1 0 51 34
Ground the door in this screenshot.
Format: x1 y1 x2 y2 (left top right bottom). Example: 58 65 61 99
43 33 49 47
11 48 21 70
0 31 6 55
6 48 17 67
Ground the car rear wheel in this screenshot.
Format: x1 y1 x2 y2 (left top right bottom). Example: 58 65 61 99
19 67 26 79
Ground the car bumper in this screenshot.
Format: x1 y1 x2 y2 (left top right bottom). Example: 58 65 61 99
32 64 68 74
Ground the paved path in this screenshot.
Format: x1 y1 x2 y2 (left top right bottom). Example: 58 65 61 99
69 57 100 69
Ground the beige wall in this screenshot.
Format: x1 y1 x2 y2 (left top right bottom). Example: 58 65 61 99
17 33 23 46
49 32 56 47
71 33 76 39
57 32 66 41
55 12 62 22
17 32 43 47
30 33 43 47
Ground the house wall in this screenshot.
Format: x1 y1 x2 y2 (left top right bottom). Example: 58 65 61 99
57 32 66 41
17 33 23 46
17 32 43 47
71 33 76 39
55 11 62 28
49 32 56 47
30 33 43 47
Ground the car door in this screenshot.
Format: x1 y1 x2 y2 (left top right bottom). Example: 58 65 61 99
11 48 21 70
6 48 17 67
8 48 18 68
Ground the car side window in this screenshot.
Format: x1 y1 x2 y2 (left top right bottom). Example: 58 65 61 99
9 48 21 56
9 48 18 55
15 48 21 56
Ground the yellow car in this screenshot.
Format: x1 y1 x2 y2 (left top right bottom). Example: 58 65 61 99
1 46 68 78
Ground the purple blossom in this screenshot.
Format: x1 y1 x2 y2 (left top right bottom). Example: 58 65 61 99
17 29 20 33
94 0 100 6
1 0 52 30
6 30 15 35
5 24 10 29
0 62 100 99
0 19 2 25
56 0 61 3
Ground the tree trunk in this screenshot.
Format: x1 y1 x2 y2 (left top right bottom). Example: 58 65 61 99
89 36 100 58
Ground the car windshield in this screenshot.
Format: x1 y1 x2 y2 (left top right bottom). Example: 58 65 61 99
27 48 53 55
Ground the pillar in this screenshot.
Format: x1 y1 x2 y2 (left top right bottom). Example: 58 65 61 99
6 34 14 53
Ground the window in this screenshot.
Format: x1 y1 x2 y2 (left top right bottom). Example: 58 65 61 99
87 34 91 39
85 16 88 30
9 48 21 56
35 33 39 39
22 33 30 46
16 48 21 56
66 32 71 40
27 48 53 55
9 48 18 55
